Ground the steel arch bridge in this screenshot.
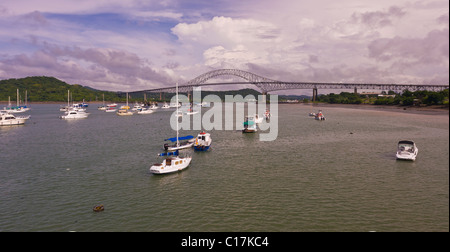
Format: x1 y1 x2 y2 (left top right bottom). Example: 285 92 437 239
135 69 449 94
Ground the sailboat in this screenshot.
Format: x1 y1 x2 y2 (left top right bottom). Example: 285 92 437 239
163 82 194 151
6 89 30 113
117 92 133 116
151 82 192 174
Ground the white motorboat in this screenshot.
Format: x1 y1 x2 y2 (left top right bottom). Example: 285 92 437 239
242 116 257 133
150 104 159 110
194 131 212 151
162 103 170 109
0 111 30 126
149 156 192 174
60 109 90 119
136 108 154 114
396 140 418 161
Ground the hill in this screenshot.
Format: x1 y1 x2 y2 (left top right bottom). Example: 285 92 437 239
0 76 272 103
0 76 121 102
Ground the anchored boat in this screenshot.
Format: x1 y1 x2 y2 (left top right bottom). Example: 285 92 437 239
194 131 212 151
396 140 418 161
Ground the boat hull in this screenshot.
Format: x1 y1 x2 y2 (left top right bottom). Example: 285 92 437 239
396 149 418 161
194 145 211 151
149 157 192 174
0 116 30 126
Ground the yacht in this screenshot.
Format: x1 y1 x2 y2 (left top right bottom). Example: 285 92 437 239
396 140 418 161
60 109 90 119
0 111 30 126
149 155 192 174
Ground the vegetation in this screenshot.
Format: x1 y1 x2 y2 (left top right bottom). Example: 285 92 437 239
0 76 122 102
0 76 264 103
316 89 449 107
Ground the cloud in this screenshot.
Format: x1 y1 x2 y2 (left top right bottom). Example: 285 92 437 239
0 0 448 93
0 44 175 91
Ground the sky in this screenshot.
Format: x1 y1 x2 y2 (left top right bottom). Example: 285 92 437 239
0 0 448 93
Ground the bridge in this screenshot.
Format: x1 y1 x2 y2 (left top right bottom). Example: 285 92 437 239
133 69 449 100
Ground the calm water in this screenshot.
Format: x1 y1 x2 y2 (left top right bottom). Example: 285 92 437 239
0 103 448 232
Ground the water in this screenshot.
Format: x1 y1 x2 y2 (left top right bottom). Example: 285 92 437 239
0 103 448 231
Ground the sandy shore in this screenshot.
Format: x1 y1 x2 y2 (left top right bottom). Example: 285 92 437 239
297 103 449 116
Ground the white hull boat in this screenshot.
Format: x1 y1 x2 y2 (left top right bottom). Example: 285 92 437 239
149 156 192 174
60 110 89 119
117 109 133 116
0 111 30 126
396 140 418 161
137 108 154 114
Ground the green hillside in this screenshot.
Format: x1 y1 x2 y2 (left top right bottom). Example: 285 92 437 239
0 76 122 102
0 76 265 103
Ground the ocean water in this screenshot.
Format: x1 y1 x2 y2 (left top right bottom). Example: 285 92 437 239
0 103 448 231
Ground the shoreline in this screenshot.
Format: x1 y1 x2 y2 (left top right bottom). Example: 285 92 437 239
299 102 449 116
1 101 448 116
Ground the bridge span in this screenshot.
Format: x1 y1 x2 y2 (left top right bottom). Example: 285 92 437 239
130 69 449 100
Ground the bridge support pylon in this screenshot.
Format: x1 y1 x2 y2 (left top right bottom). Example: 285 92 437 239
312 88 318 102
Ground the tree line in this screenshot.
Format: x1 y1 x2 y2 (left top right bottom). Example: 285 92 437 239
316 89 449 107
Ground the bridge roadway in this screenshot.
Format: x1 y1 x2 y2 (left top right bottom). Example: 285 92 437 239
127 69 449 97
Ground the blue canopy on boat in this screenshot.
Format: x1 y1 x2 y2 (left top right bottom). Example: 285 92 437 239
164 135 194 142
158 150 179 156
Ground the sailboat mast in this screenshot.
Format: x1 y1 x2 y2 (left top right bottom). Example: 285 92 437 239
176 82 179 147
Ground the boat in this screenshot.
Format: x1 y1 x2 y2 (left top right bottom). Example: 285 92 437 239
131 102 144 111
136 107 154 114
60 109 90 119
105 107 117 113
396 140 418 161
161 103 170 109
263 109 271 120
149 103 159 110
0 111 30 126
149 155 192 174
163 82 195 151
254 114 264 124
6 89 31 113
308 112 316 117
242 116 257 133
315 110 326 120
164 135 195 151
116 109 133 116
186 106 199 115
117 93 133 115
194 131 212 151
98 94 107 110
93 204 104 212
